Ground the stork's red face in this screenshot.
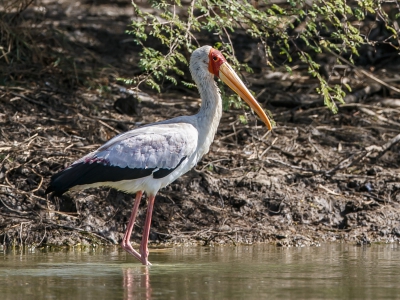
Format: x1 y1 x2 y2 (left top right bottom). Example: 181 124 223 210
208 48 226 76
208 48 273 131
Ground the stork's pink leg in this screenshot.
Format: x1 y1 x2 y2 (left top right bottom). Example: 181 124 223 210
139 194 156 265
121 191 143 262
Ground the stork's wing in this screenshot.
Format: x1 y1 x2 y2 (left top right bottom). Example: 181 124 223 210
46 123 198 195
92 123 198 169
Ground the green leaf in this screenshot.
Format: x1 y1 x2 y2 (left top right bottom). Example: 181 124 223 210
122 0 391 115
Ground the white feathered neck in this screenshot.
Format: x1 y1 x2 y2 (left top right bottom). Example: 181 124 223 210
189 46 223 156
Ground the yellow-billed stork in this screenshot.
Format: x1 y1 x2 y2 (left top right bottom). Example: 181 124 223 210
46 46 272 265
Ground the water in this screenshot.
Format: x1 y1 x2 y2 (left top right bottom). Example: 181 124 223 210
1 244 400 300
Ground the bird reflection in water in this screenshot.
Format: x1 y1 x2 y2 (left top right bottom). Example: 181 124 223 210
122 267 152 300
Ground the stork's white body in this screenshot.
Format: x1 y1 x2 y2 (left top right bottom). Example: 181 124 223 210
67 46 222 196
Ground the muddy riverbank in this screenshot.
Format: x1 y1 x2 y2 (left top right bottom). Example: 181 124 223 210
1 0 400 249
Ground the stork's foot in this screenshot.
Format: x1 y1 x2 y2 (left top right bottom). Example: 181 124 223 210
139 244 150 266
121 240 141 261
121 241 152 266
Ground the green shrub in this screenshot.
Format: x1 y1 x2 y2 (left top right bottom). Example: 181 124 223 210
125 0 400 113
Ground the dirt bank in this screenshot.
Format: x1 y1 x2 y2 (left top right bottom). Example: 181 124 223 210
1 0 400 249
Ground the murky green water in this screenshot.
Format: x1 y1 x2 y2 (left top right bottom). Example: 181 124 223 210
1 243 400 299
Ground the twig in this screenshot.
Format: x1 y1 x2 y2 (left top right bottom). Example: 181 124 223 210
97 119 121 134
260 137 278 158
200 158 231 171
344 83 382 103
37 226 47 247
5 89 51 109
0 223 22 236
368 132 400 160
380 132 400 153
45 209 79 219
308 135 327 159
325 151 369 176
89 116 141 126
318 184 340 196
327 49 400 94
357 106 400 127
341 103 400 113
44 222 113 244
218 128 243 142
0 154 9 164
4 166 44 196
265 158 325 174
29 169 44 194
0 196 30 215
326 153 352 174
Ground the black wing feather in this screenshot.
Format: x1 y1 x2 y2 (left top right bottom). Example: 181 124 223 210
46 156 186 196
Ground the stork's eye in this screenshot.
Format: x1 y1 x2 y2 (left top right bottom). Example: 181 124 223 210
213 56 218 61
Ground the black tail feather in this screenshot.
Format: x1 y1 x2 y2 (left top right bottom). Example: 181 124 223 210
45 162 155 195
46 157 188 196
